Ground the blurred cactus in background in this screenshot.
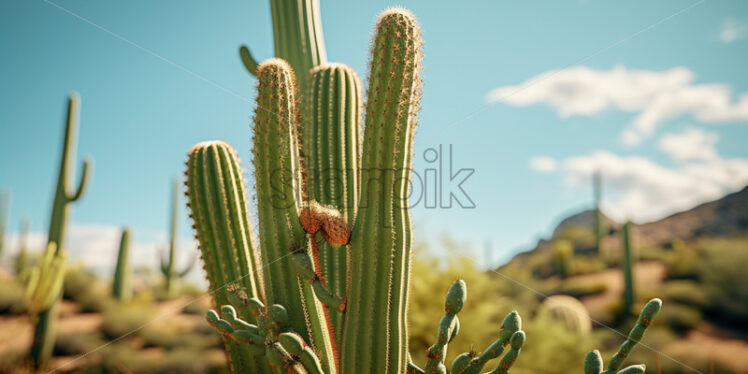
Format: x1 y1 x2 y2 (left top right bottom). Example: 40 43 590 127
30 92 92 369
592 172 604 255
0 190 9 260
25 243 67 317
112 228 132 303
621 222 635 318
538 295 591 335
14 217 30 275
160 178 194 298
552 239 573 279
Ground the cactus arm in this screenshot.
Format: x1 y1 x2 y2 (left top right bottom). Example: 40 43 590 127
239 45 260 76
178 255 197 277
69 157 92 202
424 280 466 374
584 350 604 374
602 299 661 374
185 141 268 373
341 9 423 373
252 59 337 373
112 228 132 303
489 331 525 374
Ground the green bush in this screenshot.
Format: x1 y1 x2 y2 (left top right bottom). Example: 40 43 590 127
63 266 98 301
54 332 105 356
658 303 702 335
555 279 607 298
698 237 748 325
101 303 156 340
0 279 28 315
662 280 710 309
151 348 228 374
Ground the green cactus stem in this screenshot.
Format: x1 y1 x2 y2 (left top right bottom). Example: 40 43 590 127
30 93 92 369
240 0 327 90
185 141 268 373
301 63 362 343
25 243 67 316
252 59 337 372
340 9 423 373
160 177 195 298
15 217 30 276
112 228 132 303
583 298 662 374
621 221 635 318
0 190 9 260
424 280 466 374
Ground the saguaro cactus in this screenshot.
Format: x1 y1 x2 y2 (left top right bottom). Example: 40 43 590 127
0 190 9 260
621 222 635 318
593 172 604 255
15 217 31 275
112 228 132 303
160 178 194 298
584 299 661 374
30 92 92 368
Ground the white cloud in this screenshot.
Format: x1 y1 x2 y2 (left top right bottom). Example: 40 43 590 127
657 127 718 162
487 66 748 145
3 224 204 286
529 128 748 222
529 156 558 173
720 19 747 43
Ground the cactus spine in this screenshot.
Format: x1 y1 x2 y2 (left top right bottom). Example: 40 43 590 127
584 298 661 374
0 190 9 260
302 63 363 343
112 228 132 303
621 221 635 317
593 172 603 254
30 93 92 369
160 178 194 298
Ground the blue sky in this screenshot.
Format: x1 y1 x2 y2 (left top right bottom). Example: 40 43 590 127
1 0 747 273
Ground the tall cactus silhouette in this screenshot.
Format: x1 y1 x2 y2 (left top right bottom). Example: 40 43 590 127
186 6 529 373
15 217 31 275
593 172 604 254
112 228 132 303
0 190 9 260
30 93 92 368
621 222 635 317
160 178 194 298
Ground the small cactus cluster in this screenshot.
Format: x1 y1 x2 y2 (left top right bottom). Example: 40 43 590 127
112 228 132 303
584 298 662 374
160 178 194 298
29 93 92 369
